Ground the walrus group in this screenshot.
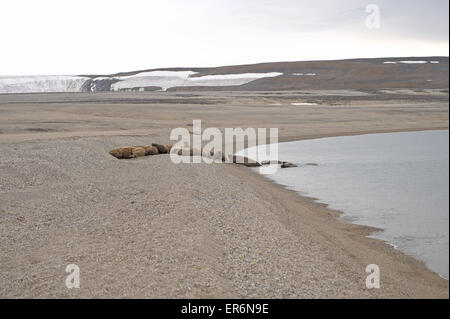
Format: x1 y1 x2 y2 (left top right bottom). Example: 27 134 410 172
109 143 175 159
109 143 260 167
109 143 301 169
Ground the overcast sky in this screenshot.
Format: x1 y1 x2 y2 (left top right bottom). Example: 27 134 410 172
0 0 448 75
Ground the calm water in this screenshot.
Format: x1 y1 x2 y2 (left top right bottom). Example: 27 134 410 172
244 130 449 279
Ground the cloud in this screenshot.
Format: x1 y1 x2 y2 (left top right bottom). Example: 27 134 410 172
0 0 448 75
213 0 449 40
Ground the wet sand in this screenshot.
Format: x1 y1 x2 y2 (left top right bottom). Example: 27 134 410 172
0 90 448 298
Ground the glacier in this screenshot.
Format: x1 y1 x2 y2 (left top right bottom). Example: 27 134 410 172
0 75 90 94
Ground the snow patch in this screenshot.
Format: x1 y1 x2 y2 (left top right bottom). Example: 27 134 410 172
110 71 196 91
110 71 283 91
383 60 438 65
292 73 316 76
399 61 428 64
291 102 318 106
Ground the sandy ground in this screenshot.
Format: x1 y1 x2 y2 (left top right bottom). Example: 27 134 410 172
0 90 448 298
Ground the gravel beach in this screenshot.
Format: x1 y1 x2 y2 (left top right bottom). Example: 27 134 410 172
0 91 448 298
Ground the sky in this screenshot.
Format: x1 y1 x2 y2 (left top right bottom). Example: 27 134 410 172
0 0 448 75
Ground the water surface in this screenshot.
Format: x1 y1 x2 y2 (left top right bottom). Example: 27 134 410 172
245 130 449 279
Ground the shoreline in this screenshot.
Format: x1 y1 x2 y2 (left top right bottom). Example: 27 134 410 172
224 161 449 297
227 128 449 294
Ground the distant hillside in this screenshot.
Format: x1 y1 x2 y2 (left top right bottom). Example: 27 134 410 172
1 57 448 94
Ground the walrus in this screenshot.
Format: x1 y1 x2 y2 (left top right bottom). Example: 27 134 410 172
208 150 227 162
152 143 169 154
109 148 123 159
165 144 174 152
261 160 283 165
229 155 262 167
132 147 146 158
144 146 159 156
280 162 298 168
121 147 133 159
109 147 134 159
177 147 201 156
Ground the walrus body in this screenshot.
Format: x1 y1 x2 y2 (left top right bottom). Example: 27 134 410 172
109 144 253 166
177 147 201 156
152 143 169 154
144 146 159 156
109 148 123 159
280 162 298 168
132 147 146 158
110 146 154 159
230 155 262 167
261 160 283 165
109 147 133 159
165 144 174 152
